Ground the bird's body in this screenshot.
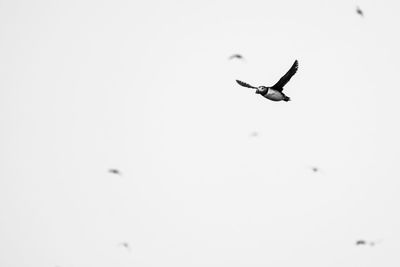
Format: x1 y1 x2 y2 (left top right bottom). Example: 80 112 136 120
264 88 289 101
236 60 298 102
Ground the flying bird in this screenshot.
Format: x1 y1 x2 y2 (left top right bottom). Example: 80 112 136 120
356 6 364 17
356 240 367 245
236 60 298 102
229 54 244 60
108 169 122 176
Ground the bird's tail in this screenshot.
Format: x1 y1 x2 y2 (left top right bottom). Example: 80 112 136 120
283 95 291 102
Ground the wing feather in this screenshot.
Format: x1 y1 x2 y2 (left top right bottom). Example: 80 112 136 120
271 60 298 91
236 80 257 89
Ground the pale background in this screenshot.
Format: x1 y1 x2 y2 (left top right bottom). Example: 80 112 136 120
1 0 400 267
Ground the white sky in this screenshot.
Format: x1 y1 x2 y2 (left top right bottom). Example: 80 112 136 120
1 0 400 266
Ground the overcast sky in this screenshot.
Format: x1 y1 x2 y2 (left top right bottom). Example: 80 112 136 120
1 0 400 267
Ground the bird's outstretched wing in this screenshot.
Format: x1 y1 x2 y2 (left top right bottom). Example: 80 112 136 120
271 60 298 91
236 80 257 89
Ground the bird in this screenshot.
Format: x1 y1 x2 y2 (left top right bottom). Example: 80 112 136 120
236 60 298 102
356 6 364 17
108 168 122 176
229 54 244 60
356 240 367 245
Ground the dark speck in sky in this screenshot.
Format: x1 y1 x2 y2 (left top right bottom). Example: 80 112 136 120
356 6 364 17
229 54 244 60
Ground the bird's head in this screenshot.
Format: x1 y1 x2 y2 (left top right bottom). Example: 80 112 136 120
256 86 268 94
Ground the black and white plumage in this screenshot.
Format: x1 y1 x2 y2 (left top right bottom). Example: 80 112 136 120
236 60 298 102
